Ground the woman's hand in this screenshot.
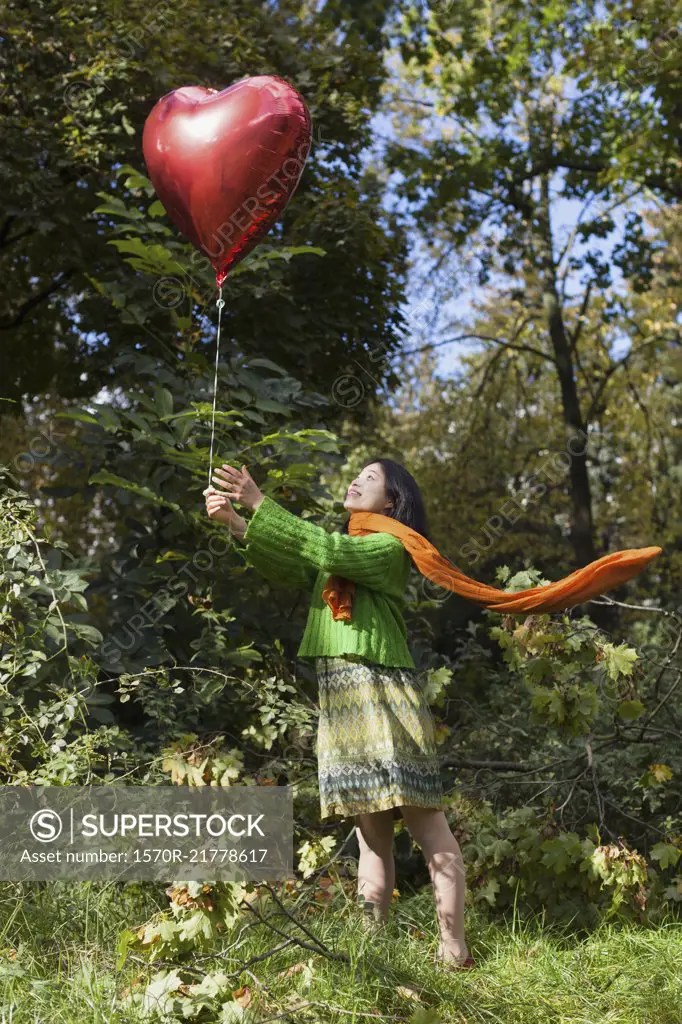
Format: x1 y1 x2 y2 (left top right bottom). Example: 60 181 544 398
211 463 265 512
203 486 247 539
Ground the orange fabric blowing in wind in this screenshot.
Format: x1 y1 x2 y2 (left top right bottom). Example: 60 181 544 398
321 510 663 624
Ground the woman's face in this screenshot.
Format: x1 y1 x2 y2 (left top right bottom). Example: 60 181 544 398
344 462 393 515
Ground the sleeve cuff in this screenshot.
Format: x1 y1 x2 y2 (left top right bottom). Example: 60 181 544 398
243 494 276 546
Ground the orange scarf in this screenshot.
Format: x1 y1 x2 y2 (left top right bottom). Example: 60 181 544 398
321 511 663 623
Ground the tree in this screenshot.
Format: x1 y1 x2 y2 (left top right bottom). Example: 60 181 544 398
379 0 681 619
1 0 408 410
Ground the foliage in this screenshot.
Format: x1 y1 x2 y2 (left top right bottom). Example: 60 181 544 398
488 604 641 737
0 464 130 783
455 799 668 926
1 0 408 407
379 0 682 598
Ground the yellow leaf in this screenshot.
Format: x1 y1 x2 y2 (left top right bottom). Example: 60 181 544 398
433 722 451 746
649 763 673 783
396 985 422 1002
232 985 252 1008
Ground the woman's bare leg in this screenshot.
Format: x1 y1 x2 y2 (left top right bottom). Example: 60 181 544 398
399 806 470 963
354 808 396 924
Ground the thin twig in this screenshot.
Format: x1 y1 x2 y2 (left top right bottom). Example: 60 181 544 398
585 737 605 827
638 669 682 740
261 882 349 962
588 596 672 614
238 938 296 970
241 895 350 964
555 767 590 816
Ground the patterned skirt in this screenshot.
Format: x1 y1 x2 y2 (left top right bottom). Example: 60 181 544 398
314 654 446 820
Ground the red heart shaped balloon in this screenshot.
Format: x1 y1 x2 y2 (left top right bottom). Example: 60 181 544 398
142 75 312 288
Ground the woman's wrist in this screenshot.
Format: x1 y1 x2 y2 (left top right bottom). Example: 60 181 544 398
252 493 265 511
229 515 248 541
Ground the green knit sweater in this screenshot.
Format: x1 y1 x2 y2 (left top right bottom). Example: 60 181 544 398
237 494 415 668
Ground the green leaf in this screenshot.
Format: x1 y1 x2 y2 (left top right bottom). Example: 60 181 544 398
650 843 681 869
602 642 638 681
154 387 174 419
88 470 182 511
69 623 104 646
97 406 123 431
230 245 326 276
116 928 132 971
93 194 143 220
106 238 181 275
247 357 288 375
253 397 292 414
121 409 151 433
55 408 100 425
476 876 500 906
54 570 89 592
239 409 266 424
617 698 644 720
540 832 583 873
489 838 514 864
115 163 143 181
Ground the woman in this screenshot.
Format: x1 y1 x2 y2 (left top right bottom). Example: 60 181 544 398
204 457 474 970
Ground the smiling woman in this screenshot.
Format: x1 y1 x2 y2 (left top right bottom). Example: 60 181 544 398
343 463 394 513
203 456 475 968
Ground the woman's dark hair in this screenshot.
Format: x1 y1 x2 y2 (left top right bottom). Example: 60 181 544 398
340 456 431 542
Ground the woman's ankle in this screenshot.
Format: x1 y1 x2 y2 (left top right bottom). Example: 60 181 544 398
357 895 389 925
437 938 470 962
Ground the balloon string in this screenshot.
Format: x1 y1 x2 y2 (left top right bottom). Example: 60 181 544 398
207 286 225 490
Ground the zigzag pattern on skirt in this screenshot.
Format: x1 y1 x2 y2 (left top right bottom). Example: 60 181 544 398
314 655 446 820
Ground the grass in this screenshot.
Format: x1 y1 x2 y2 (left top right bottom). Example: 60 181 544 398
0 879 681 1023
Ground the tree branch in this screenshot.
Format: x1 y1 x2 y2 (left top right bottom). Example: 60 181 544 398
402 331 555 363
522 155 682 202
0 215 37 251
0 268 77 330
569 281 594 354
583 335 664 423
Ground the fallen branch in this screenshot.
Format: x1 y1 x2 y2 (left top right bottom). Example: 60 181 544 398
241 890 350 964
